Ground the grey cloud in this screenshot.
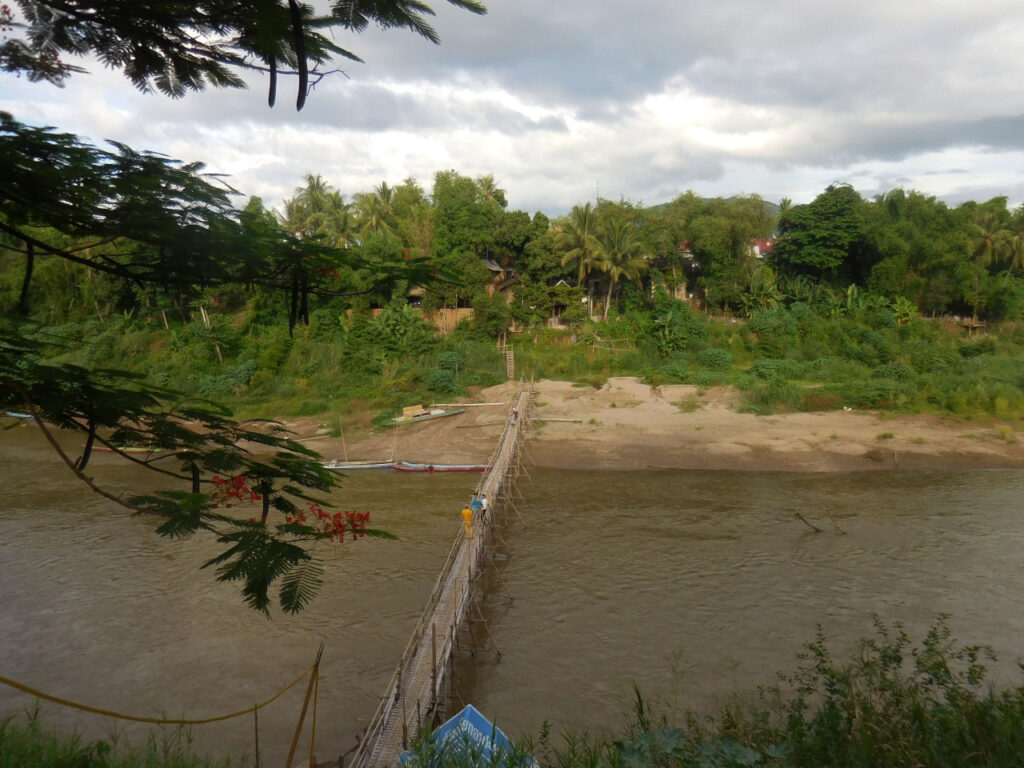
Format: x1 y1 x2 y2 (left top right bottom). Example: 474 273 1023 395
789 113 1024 168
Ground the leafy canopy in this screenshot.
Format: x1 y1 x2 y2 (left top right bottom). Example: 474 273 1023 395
4 1 486 109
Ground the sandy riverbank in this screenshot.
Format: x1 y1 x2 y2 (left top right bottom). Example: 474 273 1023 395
289 377 1024 472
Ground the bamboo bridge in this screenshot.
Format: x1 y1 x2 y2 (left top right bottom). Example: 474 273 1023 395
349 386 534 768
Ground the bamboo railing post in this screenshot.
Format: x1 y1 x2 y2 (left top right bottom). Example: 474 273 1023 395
431 624 437 700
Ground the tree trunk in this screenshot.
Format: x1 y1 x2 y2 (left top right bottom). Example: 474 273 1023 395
18 240 34 315
288 273 299 334
300 274 310 326
602 279 614 321
190 462 201 494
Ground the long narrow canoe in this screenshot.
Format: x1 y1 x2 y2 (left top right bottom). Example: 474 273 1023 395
322 460 394 471
388 460 489 473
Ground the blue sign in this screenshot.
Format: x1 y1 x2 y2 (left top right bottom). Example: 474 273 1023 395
400 705 529 767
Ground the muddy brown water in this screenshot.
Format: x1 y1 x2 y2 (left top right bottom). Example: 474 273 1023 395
3 427 1024 765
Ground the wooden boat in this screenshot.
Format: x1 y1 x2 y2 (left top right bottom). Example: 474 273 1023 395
388 460 489 473
322 459 393 471
391 408 466 425
94 445 164 454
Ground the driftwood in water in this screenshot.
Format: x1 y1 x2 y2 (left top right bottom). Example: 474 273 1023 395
794 512 823 532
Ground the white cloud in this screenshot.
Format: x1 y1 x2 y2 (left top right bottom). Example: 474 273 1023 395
3 0 1024 215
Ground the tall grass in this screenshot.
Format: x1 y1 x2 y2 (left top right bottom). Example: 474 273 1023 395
0 709 235 768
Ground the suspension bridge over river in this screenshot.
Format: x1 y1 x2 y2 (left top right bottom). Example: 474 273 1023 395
349 386 534 768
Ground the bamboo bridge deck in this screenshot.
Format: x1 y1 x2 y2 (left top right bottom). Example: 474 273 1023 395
349 387 533 768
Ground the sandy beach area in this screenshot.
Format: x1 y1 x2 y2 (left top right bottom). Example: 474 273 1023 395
296 377 1024 472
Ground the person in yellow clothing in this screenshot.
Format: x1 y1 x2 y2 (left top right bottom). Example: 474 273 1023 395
461 504 473 539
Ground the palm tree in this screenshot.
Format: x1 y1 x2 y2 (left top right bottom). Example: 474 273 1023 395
971 213 1013 268
353 182 396 240
595 217 649 321
316 190 355 247
559 202 602 289
1006 232 1024 276
278 174 353 244
476 174 506 209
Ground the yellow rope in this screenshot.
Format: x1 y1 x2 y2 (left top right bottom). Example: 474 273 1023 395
0 659 316 725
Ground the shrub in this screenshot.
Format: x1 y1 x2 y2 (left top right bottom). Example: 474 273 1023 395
874 360 915 381
747 308 798 356
423 368 458 394
750 358 802 381
657 357 690 383
744 379 804 413
960 337 996 358
696 347 732 371
801 388 843 411
646 292 707 355
438 350 465 373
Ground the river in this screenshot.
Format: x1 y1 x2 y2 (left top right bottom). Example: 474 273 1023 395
3 427 1024 765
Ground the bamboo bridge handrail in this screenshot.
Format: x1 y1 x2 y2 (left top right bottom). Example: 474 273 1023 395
350 386 531 768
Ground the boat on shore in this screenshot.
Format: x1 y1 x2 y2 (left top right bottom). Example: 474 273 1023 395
388 460 489 473
322 459 394 471
94 445 165 455
391 407 466 425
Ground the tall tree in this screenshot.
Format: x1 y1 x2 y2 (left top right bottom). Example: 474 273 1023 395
595 216 649 320
970 213 1013 269
559 202 602 288
771 184 866 282
353 182 396 240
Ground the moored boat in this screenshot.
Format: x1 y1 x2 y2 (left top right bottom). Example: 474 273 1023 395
388 460 489 473
391 407 466 425
322 459 394 471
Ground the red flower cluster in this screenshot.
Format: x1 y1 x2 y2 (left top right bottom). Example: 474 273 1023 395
210 475 261 508
287 504 370 543
314 265 342 279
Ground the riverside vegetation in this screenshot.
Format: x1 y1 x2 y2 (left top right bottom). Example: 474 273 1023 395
4 283 1024 428
6 169 1024 429
8 618 1023 768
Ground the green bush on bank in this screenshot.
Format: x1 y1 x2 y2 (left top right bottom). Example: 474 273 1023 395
10 287 1024 423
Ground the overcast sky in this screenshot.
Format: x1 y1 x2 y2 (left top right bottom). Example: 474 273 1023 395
4 0 1024 217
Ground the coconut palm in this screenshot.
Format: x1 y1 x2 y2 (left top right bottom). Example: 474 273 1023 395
1006 231 1024 276
476 174 507 209
315 191 355 247
353 181 396 240
559 202 602 288
595 217 649 321
971 213 1013 268
278 174 353 244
